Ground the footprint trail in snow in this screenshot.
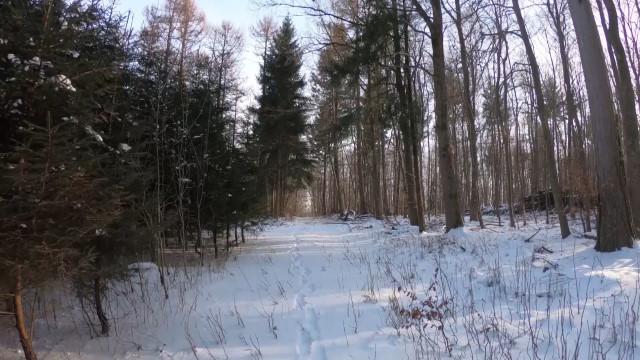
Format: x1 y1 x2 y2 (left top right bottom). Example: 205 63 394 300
291 235 327 360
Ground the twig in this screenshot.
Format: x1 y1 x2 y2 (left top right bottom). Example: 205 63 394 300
525 228 542 242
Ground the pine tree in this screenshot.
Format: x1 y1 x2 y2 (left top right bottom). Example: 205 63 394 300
253 17 313 217
0 0 135 352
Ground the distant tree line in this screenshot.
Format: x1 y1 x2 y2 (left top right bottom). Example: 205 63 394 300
299 0 638 251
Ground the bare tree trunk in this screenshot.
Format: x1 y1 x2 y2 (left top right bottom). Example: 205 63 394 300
403 2 426 230
568 0 632 251
225 219 230 250
413 0 463 231
491 121 502 226
515 104 528 225
330 88 344 213
356 120 367 214
382 130 390 216
547 0 589 233
618 0 640 101
212 218 218 258
393 128 402 215
599 0 640 234
321 150 327 214
332 148 344 212
14 269 37 360
93 275 109 336
453 0 482 227
495 29 516 228
513 0 570 238
391 0 423 230
368 67 383 219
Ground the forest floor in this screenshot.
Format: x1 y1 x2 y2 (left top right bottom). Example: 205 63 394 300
1 215 640 359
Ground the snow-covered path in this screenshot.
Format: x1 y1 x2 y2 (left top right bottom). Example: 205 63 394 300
208 218 408 360
0 218 416 360
2 216 640 360
171 217 419 360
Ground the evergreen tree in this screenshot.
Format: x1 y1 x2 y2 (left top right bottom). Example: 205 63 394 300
0 0 134 355
253 17 313 217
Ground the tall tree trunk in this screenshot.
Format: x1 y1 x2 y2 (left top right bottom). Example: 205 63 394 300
547 0 589 232
504 53 518 228
393 128 402 215
413 0 464 231
515 105 528 225
332 89 344 213
567 0 632 251
496 30 516 228
14 269 37 360
332 147 343 212
453 0 482 226
491 121 502 226
599 0 640 234
382 124 391 216
403 1 426 231
94 275 109 336
391 0 423 230
321 150 328 214
368 67 383 219
356 118 367 213
212 218 218 258
225 218 230 250
512 0 570 238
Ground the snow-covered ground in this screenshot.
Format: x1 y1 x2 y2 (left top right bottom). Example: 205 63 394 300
1 216 639 359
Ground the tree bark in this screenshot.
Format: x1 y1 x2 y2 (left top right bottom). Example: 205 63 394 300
453 0 483 227
212 218 218 258
94 275 109 336
567 0 632 251
413 0 464 231
241 220 245 243
331 89 344 213
321 150 327 214
332 147 343 212
14 270 37 360
495 28 516 228
599 0 640 234
391 0 424 231
403 2 426 231
367 67 383 219
547 0 589 233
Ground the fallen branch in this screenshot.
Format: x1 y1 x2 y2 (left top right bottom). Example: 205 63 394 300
525 228 541 242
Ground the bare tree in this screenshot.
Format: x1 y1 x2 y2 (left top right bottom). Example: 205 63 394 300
251 16 278 96
413 0 464 231
567 0 632 251
596 0 640 234
512 0 570 238
391 0 426 231
451 0 484 227
545 0 590 231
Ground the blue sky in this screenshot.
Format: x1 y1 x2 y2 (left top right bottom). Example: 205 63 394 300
115 0 314 103
117 0 269 32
